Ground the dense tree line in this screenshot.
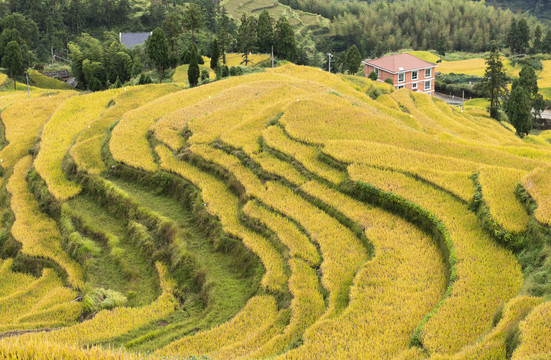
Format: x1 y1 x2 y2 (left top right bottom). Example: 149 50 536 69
280 0 547 57
485 0 551 22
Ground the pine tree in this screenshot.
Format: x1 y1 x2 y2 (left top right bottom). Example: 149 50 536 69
188 44 200 87
506 18 518 53
478 43 509 119
183 3 204 44
2 40 23 90
532 25 542 54
507 79 532 137
146 27 169 83
543 29 551 54
517 18 530 54
257 10 273 54
162 12 183 52
518 65 538 98
346 45 362 74
210 38 220 70
237 14 257 66
274 16 296 62
217 9 233 65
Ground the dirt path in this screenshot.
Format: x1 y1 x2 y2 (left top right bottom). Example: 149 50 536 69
0 327 60 339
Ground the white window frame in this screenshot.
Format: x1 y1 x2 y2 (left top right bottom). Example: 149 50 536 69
424 80 431 90
412 82 417 89
398 72 405 83
397 85 405 89
425 68 431 78
375 68 379 79
411 70 418 80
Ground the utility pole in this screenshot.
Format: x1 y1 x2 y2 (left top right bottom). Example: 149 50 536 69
271 45 274 68
462 89 465 112
51 46 54 66
26 71 30 99
327 53 333 73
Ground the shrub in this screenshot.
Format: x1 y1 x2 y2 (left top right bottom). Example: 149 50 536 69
368 71 378 80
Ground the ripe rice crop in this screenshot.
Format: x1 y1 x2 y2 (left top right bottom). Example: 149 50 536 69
8 156 84 288
283 180 446 359
437 58 487 77
21 262 177 345
251 152 308 186
0 92 75 170
449 296 542 360
223 53 270 67
0 337 144 360
244 200 321 267
110 72 283 172
28 70 74 90
322 140 477 202
172 64 215 85
161 144 366 315
262 126 346 184
512 301 551 360
247 258 325 359
157 295 279 357
0 259 36 297
35 90 120 200
348 164 523 355
522 166 551 226
70 84 178 175
478 166 530 234
0 268 79 328
158 145 287 293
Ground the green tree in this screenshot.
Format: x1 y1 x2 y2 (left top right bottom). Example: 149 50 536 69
517 18 530 54
532 25 542 54
217 9 233 65
368 71 377 81
257 10 273 53
518 64 538 98
210 38 220 70
237 14 257 66
2 40 23 90
346 45 362 74
507 80 532 137
114 51 133 83
163 12 183 52
183 3 204 44
506 18 518 53
477 43 509 119
543 29 551 54
188 44 199 87
274 16 296 62
146 27 169 83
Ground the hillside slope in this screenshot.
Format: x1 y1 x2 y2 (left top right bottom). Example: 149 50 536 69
0 65 549 359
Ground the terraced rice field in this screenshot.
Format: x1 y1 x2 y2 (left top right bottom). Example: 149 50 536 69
0 64 550 360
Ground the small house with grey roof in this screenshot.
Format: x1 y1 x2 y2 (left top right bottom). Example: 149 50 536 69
119 32 152 48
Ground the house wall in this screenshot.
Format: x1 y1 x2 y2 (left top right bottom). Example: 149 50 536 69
365 64 436 96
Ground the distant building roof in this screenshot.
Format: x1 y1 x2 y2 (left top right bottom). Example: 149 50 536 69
362 53 437 73
119 32 152 48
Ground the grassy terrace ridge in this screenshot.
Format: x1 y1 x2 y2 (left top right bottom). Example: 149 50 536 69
1 63 551 359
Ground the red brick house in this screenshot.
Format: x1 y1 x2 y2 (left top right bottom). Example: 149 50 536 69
362 53 438 96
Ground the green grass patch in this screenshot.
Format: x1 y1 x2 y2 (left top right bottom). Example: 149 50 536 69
28 70 73 90
66 194 161 307
102 177 259 351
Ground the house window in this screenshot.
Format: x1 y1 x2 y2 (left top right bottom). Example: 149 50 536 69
425 68 431 78
398 72 405 83
412 82 417 89
412 71 418 80
397 85 405 89
425 80 431 90
375 68 379 78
